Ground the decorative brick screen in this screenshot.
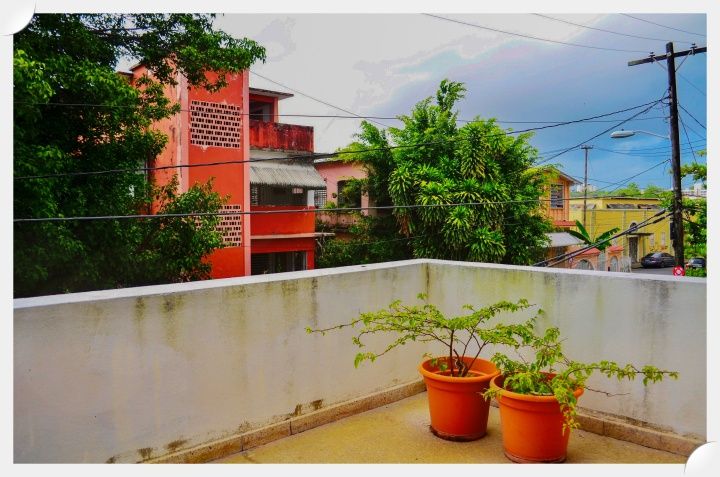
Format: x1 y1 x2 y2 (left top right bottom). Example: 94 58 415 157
217 205 243 247
190 100 242 148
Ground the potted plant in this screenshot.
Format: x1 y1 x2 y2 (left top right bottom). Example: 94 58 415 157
307 294 539 441
484 315 679 463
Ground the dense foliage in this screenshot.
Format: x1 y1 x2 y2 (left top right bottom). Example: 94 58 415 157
316 214 410 268
318 80 551 267
679 157 707 260
14 14 266 297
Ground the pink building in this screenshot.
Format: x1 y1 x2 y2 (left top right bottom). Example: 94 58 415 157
313 159 370 233
130 65 327 277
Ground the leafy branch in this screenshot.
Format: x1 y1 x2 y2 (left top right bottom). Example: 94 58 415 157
484 318 679 432
307 294 539 377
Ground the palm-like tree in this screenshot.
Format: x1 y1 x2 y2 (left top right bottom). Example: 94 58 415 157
567 220 619 252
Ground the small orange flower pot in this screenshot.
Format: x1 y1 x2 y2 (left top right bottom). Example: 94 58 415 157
418 356 499 441
490 375 584 463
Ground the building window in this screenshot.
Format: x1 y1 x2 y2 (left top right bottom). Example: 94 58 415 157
251 184 307 206
649 234 655 248
249 100 272 122
575 259 594 270
550 184 563 209
337 180 361 208
251 251 307 275
661 232 666 247
314 189 327 208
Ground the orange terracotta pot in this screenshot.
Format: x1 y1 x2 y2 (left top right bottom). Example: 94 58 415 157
418 356 499 441
490 375 584 463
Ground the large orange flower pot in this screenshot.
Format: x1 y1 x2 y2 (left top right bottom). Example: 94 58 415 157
418 356 499 441
490 375 584 463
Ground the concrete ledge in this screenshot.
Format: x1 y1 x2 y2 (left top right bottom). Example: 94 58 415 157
146 380 426 464
575 408 705 457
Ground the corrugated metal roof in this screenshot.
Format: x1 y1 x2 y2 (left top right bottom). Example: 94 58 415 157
250 161 327 189
546 232 584 248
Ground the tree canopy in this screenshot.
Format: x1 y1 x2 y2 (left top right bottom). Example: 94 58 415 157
319 79 551 267
13 14 266 297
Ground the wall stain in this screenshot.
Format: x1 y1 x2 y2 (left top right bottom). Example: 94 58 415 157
105 456 116 464
165 439 188 454
137 447 153 461
311 399 323 411
293 404 303 416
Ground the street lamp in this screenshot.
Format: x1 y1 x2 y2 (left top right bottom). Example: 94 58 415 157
610 129 670 140
610 128 683 268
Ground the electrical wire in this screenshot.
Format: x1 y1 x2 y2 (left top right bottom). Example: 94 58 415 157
535 98 663 165
620 14 706 38
592 144 703 157
423 13 651 54
678 104 706 130
11 101 670 125
531 14 693 44
536 209 670 267
677 72 706 97
250 71 392 129
679 116 698 162
599 137 705 152
14 99 664 181
10 195 624 224
586 159 671 197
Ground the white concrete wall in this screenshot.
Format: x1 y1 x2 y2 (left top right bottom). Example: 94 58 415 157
426 260 706 440
14 260 706 462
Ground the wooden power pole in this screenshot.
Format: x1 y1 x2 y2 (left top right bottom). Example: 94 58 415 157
628 43 706 267
581 145 593 227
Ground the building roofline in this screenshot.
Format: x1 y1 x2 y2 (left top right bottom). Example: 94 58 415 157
249 87 294 100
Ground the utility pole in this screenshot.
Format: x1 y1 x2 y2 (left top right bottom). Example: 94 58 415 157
581 145 593 227
628 42 706 267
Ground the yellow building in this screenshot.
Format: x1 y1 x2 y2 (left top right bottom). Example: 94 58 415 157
569 197 672 265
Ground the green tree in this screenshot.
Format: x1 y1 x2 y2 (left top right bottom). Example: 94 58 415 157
323 79 551 266
567 220 620 252
641 184 666 198
13 14 266 297
680 154 706 260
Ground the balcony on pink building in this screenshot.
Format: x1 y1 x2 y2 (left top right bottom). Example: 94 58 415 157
249 120 314 153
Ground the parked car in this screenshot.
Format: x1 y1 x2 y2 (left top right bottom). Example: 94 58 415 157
641 252 675 268
686 257 706 269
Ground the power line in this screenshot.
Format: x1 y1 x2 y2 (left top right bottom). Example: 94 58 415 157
423 13 650 54
10 195 620 223
11 102 668 125
597 137 705 152
535 97 663 165
15 99 664 181
592 144 704 157
586 159 671 196
679 116 697 162
250 71 391 129
532 14 693 44
620 14 706 38
677 72 706 97
678 104 706 130
537 209 670 268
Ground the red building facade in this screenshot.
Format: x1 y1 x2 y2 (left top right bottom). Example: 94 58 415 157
131 66 326 278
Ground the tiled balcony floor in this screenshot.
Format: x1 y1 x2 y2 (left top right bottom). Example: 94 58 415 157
214 392 687 464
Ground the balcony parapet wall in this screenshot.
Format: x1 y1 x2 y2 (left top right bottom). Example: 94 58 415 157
14 260 706 462
249 119 313 153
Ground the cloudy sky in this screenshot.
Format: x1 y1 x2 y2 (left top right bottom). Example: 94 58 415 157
211 13 707 190
212 11 708 192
